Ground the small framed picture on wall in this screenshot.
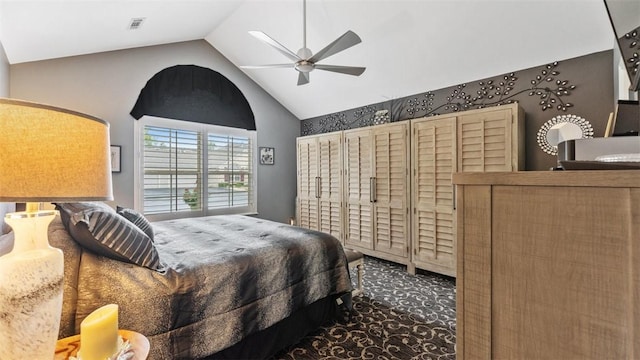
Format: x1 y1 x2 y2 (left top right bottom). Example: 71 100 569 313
259 147 275 165
110 145 121 173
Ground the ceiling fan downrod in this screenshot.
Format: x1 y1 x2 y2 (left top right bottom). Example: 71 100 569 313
298 0 312 59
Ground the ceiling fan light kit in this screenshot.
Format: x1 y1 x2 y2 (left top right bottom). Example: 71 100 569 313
243 0 365 85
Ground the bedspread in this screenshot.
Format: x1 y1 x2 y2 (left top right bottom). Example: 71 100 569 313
64 214 351 359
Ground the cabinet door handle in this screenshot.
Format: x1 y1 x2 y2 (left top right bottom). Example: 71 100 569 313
315 177 321 198
370 177 377 203
373 176 378 202
453 185 456 210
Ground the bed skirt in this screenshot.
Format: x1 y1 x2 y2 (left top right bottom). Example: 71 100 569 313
208 294 345 359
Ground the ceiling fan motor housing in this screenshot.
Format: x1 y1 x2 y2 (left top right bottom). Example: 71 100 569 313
295 60 314 73
297 47 312 59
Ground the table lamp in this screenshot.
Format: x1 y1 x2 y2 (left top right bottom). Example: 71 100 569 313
0 98 113 359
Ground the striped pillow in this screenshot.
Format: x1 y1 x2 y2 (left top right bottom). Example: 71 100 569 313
116 206 154 241
55 202 161 270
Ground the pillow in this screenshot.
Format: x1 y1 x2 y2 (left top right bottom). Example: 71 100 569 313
116 206 154 241
55 202 161 270
0 231 14 257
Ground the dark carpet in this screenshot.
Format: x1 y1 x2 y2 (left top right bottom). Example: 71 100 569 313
271 257 457 359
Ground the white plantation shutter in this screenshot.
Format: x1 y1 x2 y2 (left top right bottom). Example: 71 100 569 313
317 133 342 239
207 134 253 210
372 123 408 257
143 126 202 214
458 108 513 172
296 137 319 230
295 133 342 240
138 117 256 219
344 129 373 250
412 117 456 271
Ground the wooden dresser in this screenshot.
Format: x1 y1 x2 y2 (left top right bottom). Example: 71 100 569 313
453 170 639 360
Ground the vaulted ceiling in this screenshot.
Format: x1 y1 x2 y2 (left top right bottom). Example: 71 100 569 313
0 0 615 120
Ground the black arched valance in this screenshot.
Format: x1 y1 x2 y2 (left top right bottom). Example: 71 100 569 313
130 65 256 130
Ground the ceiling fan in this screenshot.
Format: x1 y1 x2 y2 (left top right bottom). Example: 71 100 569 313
241 0 366 86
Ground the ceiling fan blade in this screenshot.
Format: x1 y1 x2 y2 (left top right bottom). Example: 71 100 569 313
309 30 362 63
297 71 310 86
315 64 366 76
241 64 294 69
248 30 301 62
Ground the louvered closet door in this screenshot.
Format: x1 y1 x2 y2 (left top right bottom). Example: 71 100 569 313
296 137 319 230
412 117 456 275
344 129 373 250
458 107 513 172
317 133 342 240
372 122 409 257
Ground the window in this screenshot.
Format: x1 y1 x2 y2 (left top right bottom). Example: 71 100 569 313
135 117 256 220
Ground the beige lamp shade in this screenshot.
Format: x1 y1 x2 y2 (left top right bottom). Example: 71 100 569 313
0 98 113 201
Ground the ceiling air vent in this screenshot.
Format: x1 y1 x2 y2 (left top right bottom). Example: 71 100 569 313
128 17 146 30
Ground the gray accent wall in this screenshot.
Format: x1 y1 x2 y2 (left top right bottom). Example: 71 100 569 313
302 50 615 171
9 40 300 223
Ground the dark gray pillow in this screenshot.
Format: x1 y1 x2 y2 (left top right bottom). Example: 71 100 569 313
55 202 161 270
116 206 154 241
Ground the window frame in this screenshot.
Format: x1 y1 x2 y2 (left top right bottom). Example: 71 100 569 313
134 116 257 221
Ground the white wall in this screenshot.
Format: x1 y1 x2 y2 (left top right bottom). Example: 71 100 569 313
10 40 300 223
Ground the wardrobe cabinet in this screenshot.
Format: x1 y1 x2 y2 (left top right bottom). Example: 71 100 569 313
411 103 524 276
411 116 458 276
295 103 524 277
296 131 343 241
457 104 524 172
343 121 411 265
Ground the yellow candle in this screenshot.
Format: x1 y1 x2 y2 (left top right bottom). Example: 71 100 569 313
80 304 119 360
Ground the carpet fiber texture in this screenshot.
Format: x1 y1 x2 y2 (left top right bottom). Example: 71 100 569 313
271 256 456 359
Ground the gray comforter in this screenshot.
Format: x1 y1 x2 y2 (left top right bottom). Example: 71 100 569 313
51 214 352 359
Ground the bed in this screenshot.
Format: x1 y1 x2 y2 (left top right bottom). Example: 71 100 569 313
30 202 352 359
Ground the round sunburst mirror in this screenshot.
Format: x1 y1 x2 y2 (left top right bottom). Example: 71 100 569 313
536 114 594 155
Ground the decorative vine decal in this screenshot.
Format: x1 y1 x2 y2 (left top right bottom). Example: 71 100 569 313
300 105 384 135
318 112 347 133
301 60 579 136
620 26 640 83
401 62 576 118
352 105 379 128
301 121 314 136
353 105 378 119
405 92 435 117
528 63 576 111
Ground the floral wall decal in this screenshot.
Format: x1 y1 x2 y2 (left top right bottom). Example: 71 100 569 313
391 62 577 119
300 50 614 171
302 61 577 136
619 25 640 85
